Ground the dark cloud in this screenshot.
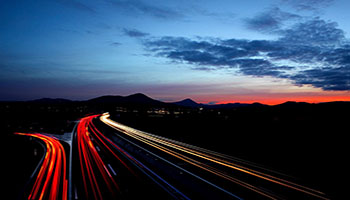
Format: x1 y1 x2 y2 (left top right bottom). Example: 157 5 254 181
291 66 350 91
245 14 281 32
279 18 345 46
123 28 149 38
282 0 335 11
207 101 219 105
244 7 300 33
166 50 219 65
144 37 290 77
231 59 285 77
108 0 183 20
142 17 350 91
111 42 122 46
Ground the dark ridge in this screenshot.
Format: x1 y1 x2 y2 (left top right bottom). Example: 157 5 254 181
87 93 165 106
173 98 200 108
87 95 124 103
276 101 311 106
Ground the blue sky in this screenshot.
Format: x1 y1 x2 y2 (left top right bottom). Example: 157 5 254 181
1 0 350 103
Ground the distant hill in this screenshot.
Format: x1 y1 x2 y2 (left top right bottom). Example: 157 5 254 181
173 98 201 108
87 93 165 106
126 93 164 104
276 101 311 107
172 98 267 109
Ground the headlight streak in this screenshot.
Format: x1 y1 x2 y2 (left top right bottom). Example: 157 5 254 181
100 113 329 200
107 135 192 200
83 115 192 200
114 129 279 199
15 133 67 200
101 123 241 200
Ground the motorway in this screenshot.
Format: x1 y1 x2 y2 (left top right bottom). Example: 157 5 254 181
16 113 330 199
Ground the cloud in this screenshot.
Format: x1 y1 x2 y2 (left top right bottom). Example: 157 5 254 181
122 28 149 38
144 37 290 77
111 42 122 46
207 101 219 105
244 7 300 33
279 18 345 46
291 66 350 91
142 17 350 91
282 0 335 11
289 45 350 90
108 0 183 20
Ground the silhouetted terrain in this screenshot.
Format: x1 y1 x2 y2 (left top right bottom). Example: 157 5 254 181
173 98 201 107
2 93 349 198
88 93 166 106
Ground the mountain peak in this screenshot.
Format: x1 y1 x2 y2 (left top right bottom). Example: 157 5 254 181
126 93 149 99
125 93 158 103
173 98 200 107
182 98 196 103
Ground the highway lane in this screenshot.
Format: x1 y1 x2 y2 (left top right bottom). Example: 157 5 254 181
15 133 68 200
99 113 330 200
74 115 121 199
72 115 188 199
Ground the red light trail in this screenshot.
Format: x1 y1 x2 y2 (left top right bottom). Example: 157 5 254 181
15 133 67 200
76 115 122 199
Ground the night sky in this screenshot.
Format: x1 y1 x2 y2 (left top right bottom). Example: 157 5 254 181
1 0 350 104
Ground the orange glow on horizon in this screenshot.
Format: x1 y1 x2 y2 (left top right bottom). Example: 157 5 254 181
198 95 350 105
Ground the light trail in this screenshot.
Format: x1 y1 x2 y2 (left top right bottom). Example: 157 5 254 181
76 115 120 199
115 129 278 199
76 115 191 199
107 127 243 200
100 113 329 200
15 133 68 200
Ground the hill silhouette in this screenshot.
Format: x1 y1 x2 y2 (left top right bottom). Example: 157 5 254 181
87 93 165 106
173 98 200 107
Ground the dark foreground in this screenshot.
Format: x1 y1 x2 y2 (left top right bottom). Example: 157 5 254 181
2 99 348 199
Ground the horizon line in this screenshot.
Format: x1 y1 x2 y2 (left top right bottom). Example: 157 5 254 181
1 92 350 106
